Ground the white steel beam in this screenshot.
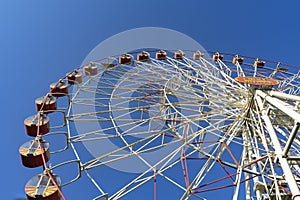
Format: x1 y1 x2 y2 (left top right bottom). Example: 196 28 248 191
256 90 300 123
255 94 300 200
282 123 300 157
270 90 300 102
257 90 300 157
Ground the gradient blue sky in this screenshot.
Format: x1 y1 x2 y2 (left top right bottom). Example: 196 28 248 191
2 0 300 199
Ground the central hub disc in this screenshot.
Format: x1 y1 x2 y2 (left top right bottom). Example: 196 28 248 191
235 76 279 90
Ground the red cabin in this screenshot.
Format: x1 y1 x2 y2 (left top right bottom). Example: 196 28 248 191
174 50 185 59
156 50 167 60
232 55 244 64
254 58 265 68
67 70 82 84
25 173 61 200
193 50 204 60
24 114 50 137
212 52 223 61
35 95 57 113
119 54 132 64
137 51 150 61
50 80 68 97
84 62 98 76
19 139 50 168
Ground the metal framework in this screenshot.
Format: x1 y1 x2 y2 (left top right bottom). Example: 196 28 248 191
20 50 300 200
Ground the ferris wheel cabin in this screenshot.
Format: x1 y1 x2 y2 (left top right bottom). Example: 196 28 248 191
25 173 61 200
174 50 185 59
19 139 50 168
24 114 50 137
66 70 82 85
193 50 204 60
119 54 132 64
83 62 98 76
212 52 223 61
232 54 244 64
137 51 150 61
50 81 68 97
254 58 265 68
35 95 57 113
156 50 167 60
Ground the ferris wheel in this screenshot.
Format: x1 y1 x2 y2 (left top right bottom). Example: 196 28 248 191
19 49 300 200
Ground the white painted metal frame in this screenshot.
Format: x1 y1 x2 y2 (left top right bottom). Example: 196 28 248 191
63 51 300 200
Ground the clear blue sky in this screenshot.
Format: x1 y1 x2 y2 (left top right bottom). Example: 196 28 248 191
1 0 300 199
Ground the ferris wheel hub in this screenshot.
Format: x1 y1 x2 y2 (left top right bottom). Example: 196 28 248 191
235 76 280 86
235 76 280 90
